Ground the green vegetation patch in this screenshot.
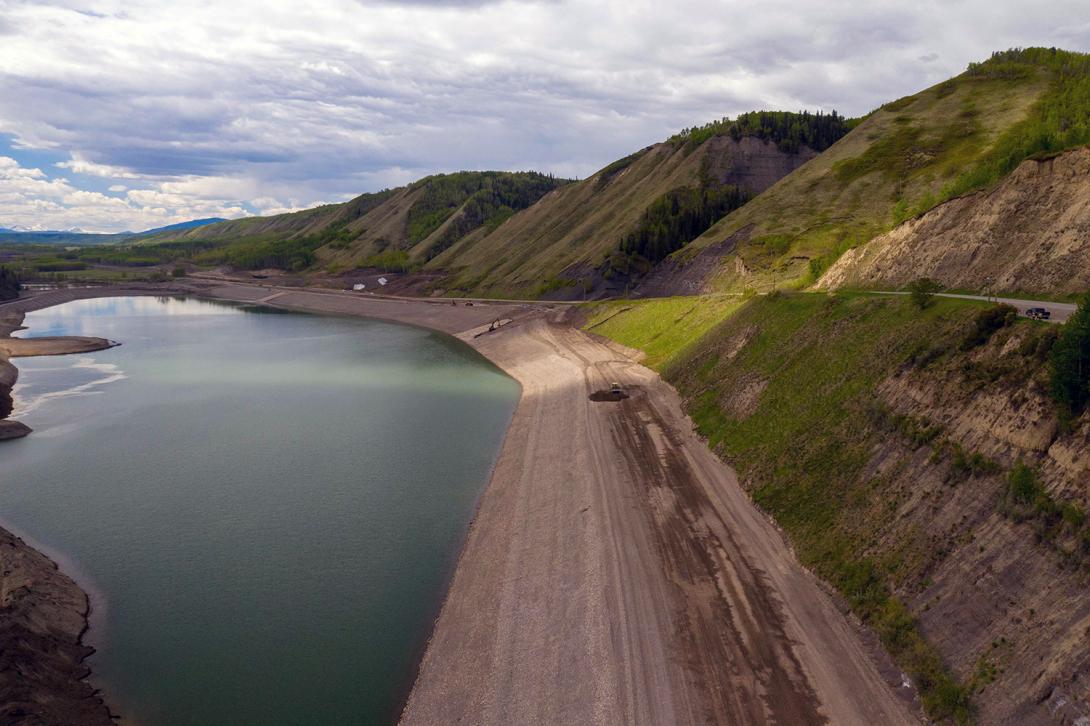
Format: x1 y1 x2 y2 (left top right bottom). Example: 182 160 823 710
0 265 19 301
665 292 980 722
617 184 751 265
999 461 1090 558
1050 292 1090 420
583 294 745 370
671 110 856 152
941 48 1090 201
406 171 567 249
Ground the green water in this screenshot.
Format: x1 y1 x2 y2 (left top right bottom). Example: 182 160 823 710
1 296 519 725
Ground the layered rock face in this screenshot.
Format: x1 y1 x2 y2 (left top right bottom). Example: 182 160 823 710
702 135 819 194
868 327 1090 724
819 147 1090 296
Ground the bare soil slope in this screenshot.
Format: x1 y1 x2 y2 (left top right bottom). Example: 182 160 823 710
818 147 1090 296
401 318 917 725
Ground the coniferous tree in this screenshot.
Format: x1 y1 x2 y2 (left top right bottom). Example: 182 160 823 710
1051 292 1090 416
0 266 20 301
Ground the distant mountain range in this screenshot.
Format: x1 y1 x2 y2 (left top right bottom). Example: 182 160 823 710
135 218 228 235
0 217 226 244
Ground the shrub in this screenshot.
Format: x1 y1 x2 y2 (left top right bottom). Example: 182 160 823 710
962 305 1018 350
1050 292 1090 417
950 444 1000 479
1062 502 1086 529
171 266 187 278
1007 461 1042 505
908 278 943 309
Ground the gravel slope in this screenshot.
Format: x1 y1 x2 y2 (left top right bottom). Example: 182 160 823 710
401 317 920 725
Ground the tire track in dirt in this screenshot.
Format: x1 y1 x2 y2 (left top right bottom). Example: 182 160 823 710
397 318 918 726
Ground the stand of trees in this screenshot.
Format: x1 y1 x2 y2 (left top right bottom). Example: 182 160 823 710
1051 292 1090 419
618 184 750 265
407 171 567 246
671 110 856 153
0 266 19 300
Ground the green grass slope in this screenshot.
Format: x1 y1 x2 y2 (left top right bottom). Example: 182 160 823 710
681 49 1090 292
142 171 566 272
428 112 850 297
582 294 745 369
586 290 1090 723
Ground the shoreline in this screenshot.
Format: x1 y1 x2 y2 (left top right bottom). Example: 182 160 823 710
0 293 129 722
1 282 921 725
0 282 540 725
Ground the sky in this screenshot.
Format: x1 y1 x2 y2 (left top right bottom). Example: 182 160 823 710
0 0 1086 233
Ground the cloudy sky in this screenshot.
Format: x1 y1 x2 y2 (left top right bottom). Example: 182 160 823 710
0 0 1086 233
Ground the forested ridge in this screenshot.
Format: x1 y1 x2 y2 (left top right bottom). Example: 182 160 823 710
671 110 856 153
406 171 569 258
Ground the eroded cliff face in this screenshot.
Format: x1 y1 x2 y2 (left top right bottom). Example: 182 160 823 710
701 135 819 195
665 294 1090 724
818 147 1090 296
861 324 1090 724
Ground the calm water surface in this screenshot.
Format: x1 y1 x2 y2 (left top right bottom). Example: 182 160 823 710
1 296 519 725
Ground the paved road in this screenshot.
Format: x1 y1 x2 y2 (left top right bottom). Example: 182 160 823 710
872 291 1078 323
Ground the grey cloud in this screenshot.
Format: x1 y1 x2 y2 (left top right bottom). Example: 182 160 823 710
0 0 1086 232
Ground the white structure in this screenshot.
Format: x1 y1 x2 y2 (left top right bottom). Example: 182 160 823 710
377 277 388 286
352 283 366 291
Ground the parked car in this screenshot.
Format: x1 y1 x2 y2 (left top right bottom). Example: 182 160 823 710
1025 307 1052 320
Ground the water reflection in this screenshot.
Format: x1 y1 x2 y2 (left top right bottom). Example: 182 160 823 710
2 297 518 726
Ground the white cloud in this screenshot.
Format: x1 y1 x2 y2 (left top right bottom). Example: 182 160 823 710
56 155 140 178
0 155 247 232
0 0 1087 231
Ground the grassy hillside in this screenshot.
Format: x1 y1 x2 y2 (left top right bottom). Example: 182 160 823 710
582 295 745 369
586 290 1090 723
430 112 850 297
680 49 1090 292
129 112 846 293
143 172 566 272
317 171 567 271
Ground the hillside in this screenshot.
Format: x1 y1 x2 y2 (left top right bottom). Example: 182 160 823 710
145 171 566 272
430 111 849 298
134 112 848 296
817 146 1090 296
586 291 1090 724
668 48 1090 294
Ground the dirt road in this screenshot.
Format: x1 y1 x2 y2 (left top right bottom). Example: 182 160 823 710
401 319 919 726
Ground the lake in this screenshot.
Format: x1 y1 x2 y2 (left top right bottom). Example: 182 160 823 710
1 296 519 725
